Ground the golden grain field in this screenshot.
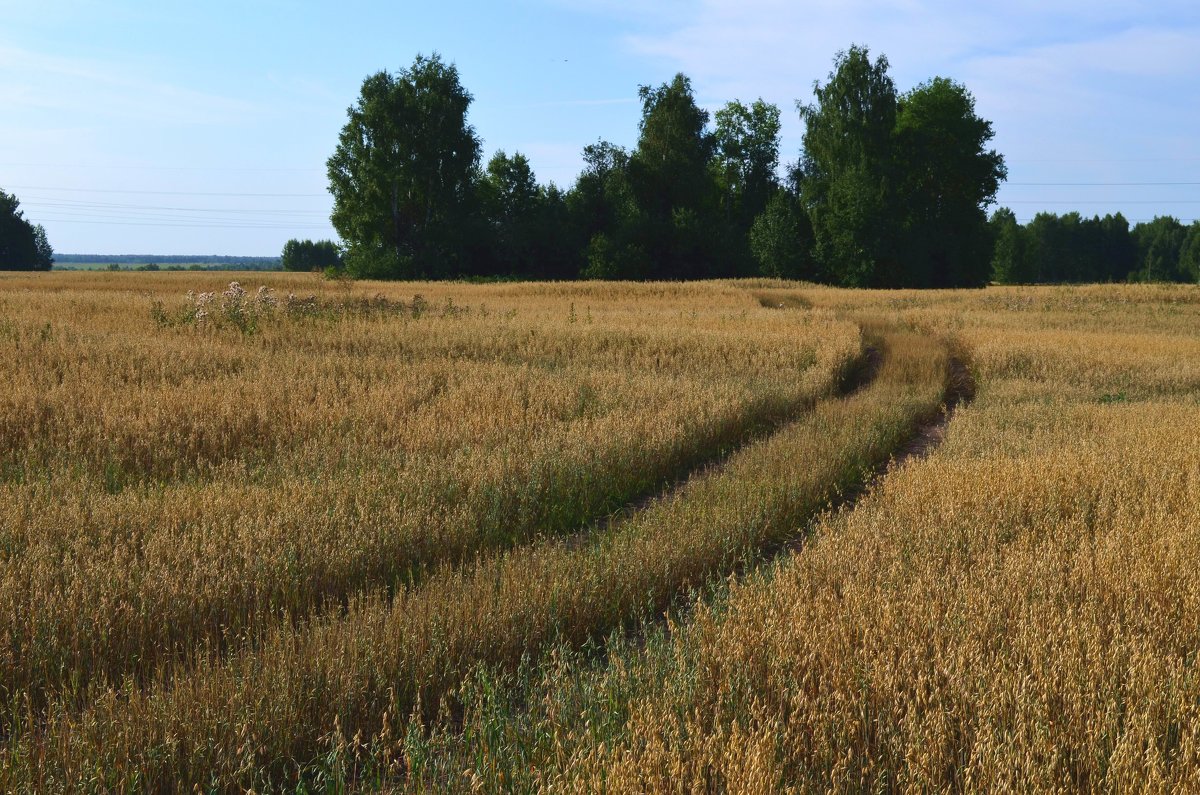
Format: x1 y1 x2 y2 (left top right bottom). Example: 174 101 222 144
399 282 1200 794
1 273 1197 792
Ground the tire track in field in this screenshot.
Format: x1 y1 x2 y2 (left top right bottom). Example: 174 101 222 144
611 340 971 656
565 341 882 549
10 327 934 789
3 307 861 725
400 344 979 794
892 354 975 464
774 349 976 560
560 286 883 553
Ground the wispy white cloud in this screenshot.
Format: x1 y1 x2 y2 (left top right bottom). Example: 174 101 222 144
558 0 1200 217
614 0 1200 95
957 25 1200 171
0 44 258 126
548 0 698 27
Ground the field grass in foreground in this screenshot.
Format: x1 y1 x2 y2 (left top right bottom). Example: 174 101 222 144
393 283 1200 793
4 323 947 790
0 273 863 786
0 273 859 709
2 274 1198 791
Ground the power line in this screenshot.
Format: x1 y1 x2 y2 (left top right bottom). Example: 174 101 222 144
39 215 330 228
1005 181 1200 186
29 207 331 227
22 198 328 216
38 217 333 230
7 185 327 197
0 162 324 173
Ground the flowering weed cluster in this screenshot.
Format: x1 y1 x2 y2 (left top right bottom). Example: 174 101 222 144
150 282 278 333
152 283 443 332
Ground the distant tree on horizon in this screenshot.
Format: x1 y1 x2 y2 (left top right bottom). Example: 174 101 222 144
570 140 641 280
1178 222 1200 283
1133 216 1189 282
0 189 53 271
281 239 342 271
750 190 818 280
797 47 901 287
989 207 1032 283
893 76 1006 287
627 73 721 280
715 98 785 276
477 151 576 279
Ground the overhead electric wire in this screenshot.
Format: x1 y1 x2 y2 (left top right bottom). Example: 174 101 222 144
26 207 330 226
7 185 327 197
32 209 330 227
1005 181 1200 186
36 217 332 230
21 199 329 217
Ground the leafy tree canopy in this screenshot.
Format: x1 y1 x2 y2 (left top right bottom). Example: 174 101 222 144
478 151 575 279
798 46 900 287
797 47 1006 287
1133 216 1189 282
990 209 1139 285
281 239 342 272
894 77 1006 287
750 190 817 280
628 74 722 279
1178 222 1200 283
714 99 782 222
0 190 53 271
327 53 481 279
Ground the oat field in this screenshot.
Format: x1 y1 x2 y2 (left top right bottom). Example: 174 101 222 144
1 272 1198 792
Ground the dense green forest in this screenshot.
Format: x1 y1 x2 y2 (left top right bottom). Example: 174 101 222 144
990 210 1200 284
321 48 1009 287
6 45 1198 285
311 48 1200 287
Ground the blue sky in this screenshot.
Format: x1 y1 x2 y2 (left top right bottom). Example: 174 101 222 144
4 0 1200 255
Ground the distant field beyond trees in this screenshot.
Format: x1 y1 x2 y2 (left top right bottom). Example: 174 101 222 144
52 254 282 271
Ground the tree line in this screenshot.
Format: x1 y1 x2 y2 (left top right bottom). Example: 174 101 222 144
990 209 1200 284
302 48 1013 287
313 48 1198 287
3 44 1192 286
0 190 53 270
55 254 282 269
